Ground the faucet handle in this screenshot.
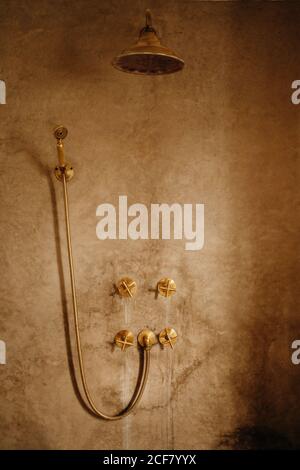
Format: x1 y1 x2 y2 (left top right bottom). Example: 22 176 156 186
114 330 134 351
117 277 137 298
158 327 178 349
157 278 176 298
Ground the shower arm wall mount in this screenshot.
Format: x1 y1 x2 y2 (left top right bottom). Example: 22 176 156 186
53 125 155 420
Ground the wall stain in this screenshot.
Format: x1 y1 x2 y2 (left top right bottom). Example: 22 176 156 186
171 358 203 401
218 426 294 450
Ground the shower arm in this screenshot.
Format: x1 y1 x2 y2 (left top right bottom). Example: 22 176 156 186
53 126 152 420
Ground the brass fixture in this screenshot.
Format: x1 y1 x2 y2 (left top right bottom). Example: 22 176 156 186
117 277 137 298
54 125 68 140
53 127 152 421
159 327 178 349
157 278 176 298
54 125 74 182
137 329 157 350
112 9 184 75
54 163 74 182
114 330 134 351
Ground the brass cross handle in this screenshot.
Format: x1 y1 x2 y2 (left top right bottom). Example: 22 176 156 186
158 327 178 349
117 277 137 298
114 330 134 351
157 278 176 298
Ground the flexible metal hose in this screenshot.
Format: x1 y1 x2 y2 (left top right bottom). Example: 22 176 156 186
61 173 150 420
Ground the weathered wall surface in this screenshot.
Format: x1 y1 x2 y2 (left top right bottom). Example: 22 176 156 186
0 0 300 449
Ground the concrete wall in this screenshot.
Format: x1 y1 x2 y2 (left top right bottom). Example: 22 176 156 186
0 0 300 449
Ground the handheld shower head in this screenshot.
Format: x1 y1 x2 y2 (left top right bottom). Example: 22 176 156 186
53 125 68 140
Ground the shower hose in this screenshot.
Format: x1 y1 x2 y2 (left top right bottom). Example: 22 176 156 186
60 172 150 420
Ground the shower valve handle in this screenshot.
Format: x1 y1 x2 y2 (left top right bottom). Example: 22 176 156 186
114 330 134 351
117 277 137 298
159 327 178 349
157 278 176 298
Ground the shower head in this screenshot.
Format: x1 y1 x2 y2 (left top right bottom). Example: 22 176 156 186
53 125 68 140
112 10 184 75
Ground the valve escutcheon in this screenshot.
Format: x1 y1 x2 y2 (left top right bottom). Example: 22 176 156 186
114 330 134 351
158 327 178 349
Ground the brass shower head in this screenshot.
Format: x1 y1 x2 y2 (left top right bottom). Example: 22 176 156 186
112 9 184 75
53 125 68 140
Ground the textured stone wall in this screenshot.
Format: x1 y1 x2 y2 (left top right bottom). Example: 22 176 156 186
0 0 300 449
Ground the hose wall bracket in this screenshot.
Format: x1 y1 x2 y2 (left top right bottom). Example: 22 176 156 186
54 163 74 182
